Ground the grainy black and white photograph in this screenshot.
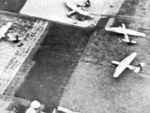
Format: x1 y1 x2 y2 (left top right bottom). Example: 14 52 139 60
0 0 150 113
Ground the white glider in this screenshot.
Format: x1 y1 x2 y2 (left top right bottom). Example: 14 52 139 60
112 52 145 78
105 23 146 44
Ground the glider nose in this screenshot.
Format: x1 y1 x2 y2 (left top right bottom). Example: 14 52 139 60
105 27 110 31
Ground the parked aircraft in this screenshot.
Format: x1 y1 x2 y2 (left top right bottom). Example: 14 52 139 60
112 52 145 78
7 33 21 43
65 1 94 21
105 23 146 44
0 22 12 39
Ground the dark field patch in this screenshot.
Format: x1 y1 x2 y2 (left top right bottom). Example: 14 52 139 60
40 24 94 58
15 23 94 106
0 0 27 13
15 52 78 106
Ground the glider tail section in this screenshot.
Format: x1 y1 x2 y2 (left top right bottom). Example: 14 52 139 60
127 62 145 73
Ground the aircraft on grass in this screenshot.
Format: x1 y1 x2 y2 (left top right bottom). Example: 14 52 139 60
65 1 94 21
0 22 21 43
0 22 12 39
112 52 145 78
105 23 146 44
